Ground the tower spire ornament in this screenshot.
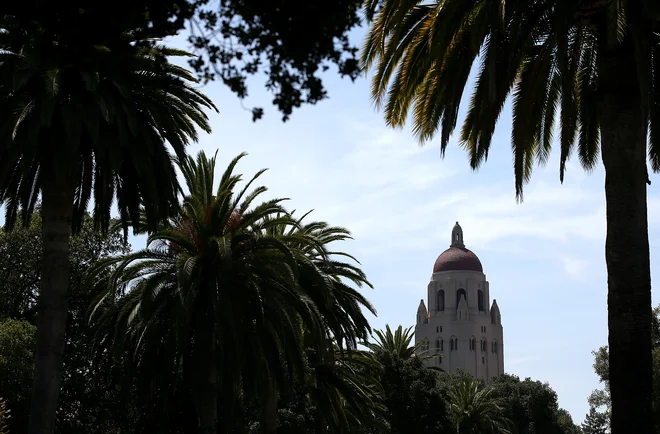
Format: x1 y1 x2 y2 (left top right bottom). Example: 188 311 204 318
451 221 465 248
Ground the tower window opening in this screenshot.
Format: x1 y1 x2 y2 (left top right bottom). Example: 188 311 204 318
478 290 484 311
482 357 485 364
456 288 467 308
437 290 445 312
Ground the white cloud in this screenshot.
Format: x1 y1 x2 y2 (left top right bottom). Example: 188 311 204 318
561 257 591 281
276 120 612 258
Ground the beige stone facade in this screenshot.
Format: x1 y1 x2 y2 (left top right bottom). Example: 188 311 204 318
415 222 504 381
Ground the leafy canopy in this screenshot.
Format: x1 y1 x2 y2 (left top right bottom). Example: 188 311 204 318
0 18 215 232
2 0 365 121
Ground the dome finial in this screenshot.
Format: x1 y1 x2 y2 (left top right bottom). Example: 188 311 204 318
451 221 465 248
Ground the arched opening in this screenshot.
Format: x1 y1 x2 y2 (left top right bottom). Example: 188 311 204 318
456 288 467 308
478 290 484 311
437 290 445 312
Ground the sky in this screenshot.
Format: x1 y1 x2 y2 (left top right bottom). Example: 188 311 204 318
154 26 660 424
3 22 659 425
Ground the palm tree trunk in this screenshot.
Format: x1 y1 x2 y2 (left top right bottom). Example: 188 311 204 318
27 179 74 434
196 355 218 434
194 327 218 434
598 35 653 434
260 384 279 434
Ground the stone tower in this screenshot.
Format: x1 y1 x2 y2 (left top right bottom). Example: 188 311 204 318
415 222 504 381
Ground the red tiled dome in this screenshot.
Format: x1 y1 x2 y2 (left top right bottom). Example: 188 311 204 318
433 247 483 273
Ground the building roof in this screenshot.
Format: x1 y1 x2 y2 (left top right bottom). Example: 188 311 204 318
433 246 483 273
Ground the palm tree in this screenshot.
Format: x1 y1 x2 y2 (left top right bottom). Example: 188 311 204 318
367 324 430 361
263 210 377 349
447 380 512 434
0 14 214 433
90 151 378 434
362 2 660 432
255 209 379 433
305 340 386 434
90 151 308 434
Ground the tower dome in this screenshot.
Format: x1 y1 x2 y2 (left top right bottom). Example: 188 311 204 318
433 222 483 273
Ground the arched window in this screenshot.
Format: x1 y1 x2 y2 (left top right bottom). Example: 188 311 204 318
456 288 467 308
437 290 445 312
478 290 484 311
441 340 444 351
436 340 440 350
450 339 454 351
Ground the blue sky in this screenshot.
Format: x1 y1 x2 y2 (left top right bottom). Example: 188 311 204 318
158 26 660 423
3 23 658 425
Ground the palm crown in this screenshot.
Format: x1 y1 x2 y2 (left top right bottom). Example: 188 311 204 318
0 17 215 231
362 0 660 198
367 324 425 360
89 151 377 432
447 380 512 434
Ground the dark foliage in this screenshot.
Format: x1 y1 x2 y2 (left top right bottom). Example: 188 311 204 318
377 355 450 434
0 209 131 433
488 374 575 434
1 0 365 121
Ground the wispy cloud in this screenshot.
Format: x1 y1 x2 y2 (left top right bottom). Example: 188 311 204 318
264 119 612 260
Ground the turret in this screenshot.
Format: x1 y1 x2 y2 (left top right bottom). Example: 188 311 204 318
490 299 501 325
417 299 428 325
